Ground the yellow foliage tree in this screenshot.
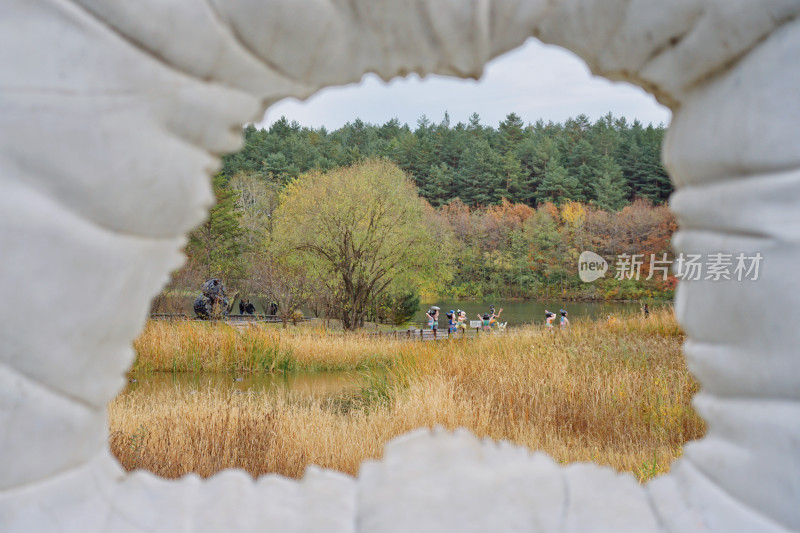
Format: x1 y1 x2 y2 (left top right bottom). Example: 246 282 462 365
560 200 586 229
273 159 448 330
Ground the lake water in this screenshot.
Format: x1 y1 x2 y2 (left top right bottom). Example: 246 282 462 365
414 300 662 329
161 294 664 329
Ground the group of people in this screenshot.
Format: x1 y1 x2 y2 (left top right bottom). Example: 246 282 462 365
544 309 569 331
426 305 572 333
237 300 281 316
425 305 505 333
238 299 256 315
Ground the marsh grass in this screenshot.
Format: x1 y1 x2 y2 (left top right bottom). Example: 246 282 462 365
112 308 702 482
132 320 414 373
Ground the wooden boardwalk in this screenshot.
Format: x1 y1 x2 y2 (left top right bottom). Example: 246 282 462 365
149 313 315 324
149 314 508 340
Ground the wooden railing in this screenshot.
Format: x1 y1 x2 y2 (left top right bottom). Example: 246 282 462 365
149 313 315 323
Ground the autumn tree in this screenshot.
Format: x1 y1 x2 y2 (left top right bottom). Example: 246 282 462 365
246 258 314 328
229 171 280 242
273 159 445 330
525 205 568 297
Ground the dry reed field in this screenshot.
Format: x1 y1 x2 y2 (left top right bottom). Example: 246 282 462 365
112 308 704 482
132 320 412 373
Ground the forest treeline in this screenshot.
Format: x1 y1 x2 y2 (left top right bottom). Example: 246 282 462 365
160 158 676 326
220 112 670 210
157 113 676 326
435 197 676 301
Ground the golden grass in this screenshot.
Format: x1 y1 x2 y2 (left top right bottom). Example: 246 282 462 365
132 320 413 373
112 308 703 483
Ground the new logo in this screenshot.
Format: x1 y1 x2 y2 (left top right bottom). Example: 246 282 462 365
578 251 608 282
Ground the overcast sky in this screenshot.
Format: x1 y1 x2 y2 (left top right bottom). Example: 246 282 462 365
259 38 671 131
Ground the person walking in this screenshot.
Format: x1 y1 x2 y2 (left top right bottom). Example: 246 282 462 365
560 309 570 329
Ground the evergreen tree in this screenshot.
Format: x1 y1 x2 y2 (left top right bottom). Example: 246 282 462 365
500 152 523 202
217 112 671 210
263 152 296 184
390 131 424 186
187 175 249 282
458 137 505 206
637 126 671 202
516 136 558 206
566 139 599 202
421 163 455 206
536 160 579 205
498 112 525 154
593 156 629 211
589 112 621 157
467 113 485 138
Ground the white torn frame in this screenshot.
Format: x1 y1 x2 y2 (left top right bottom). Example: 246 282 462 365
1 0 799 532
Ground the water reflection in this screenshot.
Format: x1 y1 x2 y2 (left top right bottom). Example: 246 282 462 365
126 371 365 397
